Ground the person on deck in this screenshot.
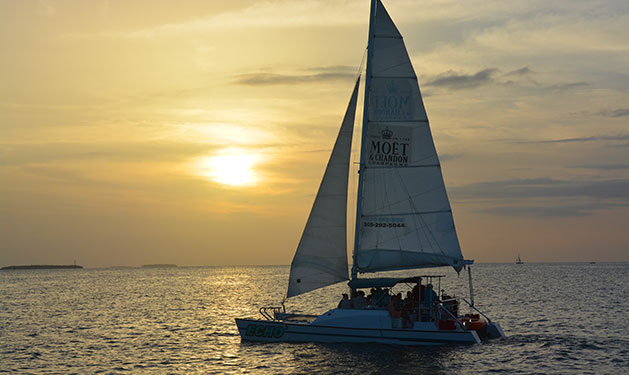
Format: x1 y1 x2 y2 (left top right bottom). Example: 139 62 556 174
423 284 438 306
351 290 368 309
388 293 402 327
337 293 352 309
369 287 386 307
421 283 439 321
402 291 414 327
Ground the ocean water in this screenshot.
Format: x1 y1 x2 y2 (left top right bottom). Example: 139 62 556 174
1 263 627 374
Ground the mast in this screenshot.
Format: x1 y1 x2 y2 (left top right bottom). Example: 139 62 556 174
351 0 377 281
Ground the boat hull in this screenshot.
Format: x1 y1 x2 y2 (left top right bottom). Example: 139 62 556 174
235 318 482 346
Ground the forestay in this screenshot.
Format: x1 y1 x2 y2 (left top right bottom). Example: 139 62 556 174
356 0 464 273
286 78 360 298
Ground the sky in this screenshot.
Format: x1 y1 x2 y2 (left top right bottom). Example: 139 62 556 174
1 0 628 267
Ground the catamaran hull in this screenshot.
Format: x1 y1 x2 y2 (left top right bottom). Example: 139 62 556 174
235 318 482 345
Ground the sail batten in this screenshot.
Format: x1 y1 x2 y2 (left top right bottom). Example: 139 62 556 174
286 78 360 299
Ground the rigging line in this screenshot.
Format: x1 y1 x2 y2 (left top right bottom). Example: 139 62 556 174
355 46 368 81
362 176 445 213
399 160 447 256
412 197 446 256
392 166 426 252
394 167 446 256
373 170 386 249
370 164 404 253
387 169 406 253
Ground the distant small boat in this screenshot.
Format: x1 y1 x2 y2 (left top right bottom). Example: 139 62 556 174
516 254 524 264
589 262 596 264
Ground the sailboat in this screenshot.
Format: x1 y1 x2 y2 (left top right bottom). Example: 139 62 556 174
236 0 505 345
516 254 524 264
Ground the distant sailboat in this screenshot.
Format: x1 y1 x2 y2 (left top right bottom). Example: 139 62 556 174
516 254 524 264
235 0 505 345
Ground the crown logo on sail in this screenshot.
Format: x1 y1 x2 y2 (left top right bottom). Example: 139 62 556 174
381 127 393 139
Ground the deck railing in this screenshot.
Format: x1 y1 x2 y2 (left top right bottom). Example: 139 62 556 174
259 306 284 321
436 302 466 330
460 298 492 323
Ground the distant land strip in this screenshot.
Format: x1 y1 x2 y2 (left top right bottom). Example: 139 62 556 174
1 264 83 270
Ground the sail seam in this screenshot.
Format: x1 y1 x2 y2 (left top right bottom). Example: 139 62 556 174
367 164 440 169
372 60 411 76
374 35 403 40
359 249 460 258
367 119 428 123
371 76 417 79
363 209 452 217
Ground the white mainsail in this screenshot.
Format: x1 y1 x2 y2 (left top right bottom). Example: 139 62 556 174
355 0 464 273
286 78 360 298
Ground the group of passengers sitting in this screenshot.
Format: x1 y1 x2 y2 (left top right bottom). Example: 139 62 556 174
337 284 441 326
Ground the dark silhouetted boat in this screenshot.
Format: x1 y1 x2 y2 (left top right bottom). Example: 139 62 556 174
235 0 505 345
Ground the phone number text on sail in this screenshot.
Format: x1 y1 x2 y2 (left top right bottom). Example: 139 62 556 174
363 217 406 228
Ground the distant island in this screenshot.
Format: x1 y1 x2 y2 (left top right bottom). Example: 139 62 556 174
141 264 177 268
1 264 83 270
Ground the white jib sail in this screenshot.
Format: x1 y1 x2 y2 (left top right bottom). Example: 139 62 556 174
356 0 464 273
287 78 360 298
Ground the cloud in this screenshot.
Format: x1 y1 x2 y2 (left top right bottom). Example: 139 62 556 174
547 82 590 91
424 68 498 89
519 134 629 144
0 141 216 166
596 108 629 117
235 67 356 86
504 66 533 76
452 177 629 201
479 204 595 217
65 1 366 39
451 177 629 217
571 164 629 170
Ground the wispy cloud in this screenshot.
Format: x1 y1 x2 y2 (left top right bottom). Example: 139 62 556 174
518 134 629 144
235 66 356 86
425 68 498 89
452 177 629 201
504 66 533 76
65 1 366 39
0 141 216 166
451 177 629 217
596 108 629 117
478 203 620 217
547 82 590 91
571 164 629 170
423 66 542 90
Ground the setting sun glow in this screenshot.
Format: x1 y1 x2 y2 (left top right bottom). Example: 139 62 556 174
197 149 261 187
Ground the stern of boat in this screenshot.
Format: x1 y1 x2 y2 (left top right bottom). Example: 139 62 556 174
485 321 506 339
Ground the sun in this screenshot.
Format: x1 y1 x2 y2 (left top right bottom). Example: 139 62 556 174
196 148 261 187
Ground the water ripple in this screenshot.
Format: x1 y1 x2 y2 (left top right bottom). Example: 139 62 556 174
0 263 627 374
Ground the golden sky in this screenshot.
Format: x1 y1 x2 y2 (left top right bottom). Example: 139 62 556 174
1 0 628 267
